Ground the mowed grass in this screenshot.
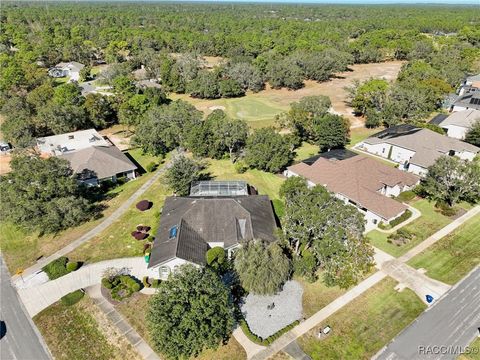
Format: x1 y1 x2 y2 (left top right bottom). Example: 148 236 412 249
298 277 426 360
170 92 287 128
0 149 166 271
367 199 452 257
67 177 169 263
407 214 480 284
116 293 247 360
34 296 140 360
458 338 480 360
295 275 348 318
0 170 156 272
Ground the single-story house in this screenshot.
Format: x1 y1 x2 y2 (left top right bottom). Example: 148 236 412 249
435 109 480 140
48 61 85 82
356 125 480 176
284 149 419 231
37 129 137 185
148 181 277 279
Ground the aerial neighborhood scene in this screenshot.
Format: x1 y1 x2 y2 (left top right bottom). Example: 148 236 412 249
1 1 480 360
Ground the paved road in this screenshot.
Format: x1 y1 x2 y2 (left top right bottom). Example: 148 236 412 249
0 256 51 360
375 266 480 360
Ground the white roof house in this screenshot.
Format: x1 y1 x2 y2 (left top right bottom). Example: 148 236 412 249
437 109 480 140
356 125 480 176
48 61 85 82
37 129 109 156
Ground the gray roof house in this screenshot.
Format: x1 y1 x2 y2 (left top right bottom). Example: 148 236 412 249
452 90 480 112
37 129 137 185
148 185 277 278
356 125 480 176
436 109 480 140
48 61 85 82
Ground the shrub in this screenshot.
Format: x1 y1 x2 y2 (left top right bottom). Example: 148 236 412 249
239 318 300 345
234 161 248 174
143 276 151 287
42 257 69 280
66 261 79 272
136 200 152 211
206 247 227 272
389 209 412 227
435 201 457 217
102 277 113 289
61 290 84 306
151 279 161 288
396 190 416 202
146 162 157 172
388 228 414 246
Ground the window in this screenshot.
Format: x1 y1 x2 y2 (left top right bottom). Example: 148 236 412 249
68 135 74 140
160 266 170 278
169 225 178 238
373 219 378 225
382 148 385 154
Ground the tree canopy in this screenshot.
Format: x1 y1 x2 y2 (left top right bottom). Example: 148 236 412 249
234 241 291 295
0 154 92 233
164 155 206 196
280 177 374 288
147 265 234 359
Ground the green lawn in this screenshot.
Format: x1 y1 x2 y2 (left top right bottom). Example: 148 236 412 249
367 199 452 257
298 277 426 360
458 338 480 360
0 171 157 272
295 142 319 161
295 275 348 318
170 93 288 128
349 127 382 147
407 214 480 284
126 148 164 172
34 296 139 360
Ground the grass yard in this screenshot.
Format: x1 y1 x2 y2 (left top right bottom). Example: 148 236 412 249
67 177 169 263
298 277 426 360
116 293 247 360
294 142 319 161
0 170 157 272
348 127 382 147
296 275 348 318
458 338 480 360
126 148 164 172
34 295 140 360
407 214 480 285
367 198 453 257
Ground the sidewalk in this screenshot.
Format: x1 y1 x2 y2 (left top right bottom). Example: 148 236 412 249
85 285 160 360
238 205 480 359
13 168 166 281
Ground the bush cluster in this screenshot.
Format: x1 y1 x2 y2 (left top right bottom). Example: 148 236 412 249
146 162 158 172
142 276 161 288
60 290 85 306
387 228 414 246
42 257 80 280
239 319 300 346
102 274 142 301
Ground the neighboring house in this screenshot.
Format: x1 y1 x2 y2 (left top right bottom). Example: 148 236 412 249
464 74 480 89
148 181 277 279
435 109 480 140
284 149 419 231
37 129 137 185
451 89 480 112
48 61 85 82
356 125 480 176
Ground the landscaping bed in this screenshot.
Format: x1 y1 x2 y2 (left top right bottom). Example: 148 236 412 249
298 277 426 360
367 199 452 257
407 214 480 285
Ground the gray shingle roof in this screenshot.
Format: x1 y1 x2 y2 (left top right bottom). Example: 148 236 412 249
148 195 277 268
59 146 137 180
438 109 480 129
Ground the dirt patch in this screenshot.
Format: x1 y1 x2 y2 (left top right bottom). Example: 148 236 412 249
100 125 132 151
209 105 226 111
258 60 405 127
0 153 12 175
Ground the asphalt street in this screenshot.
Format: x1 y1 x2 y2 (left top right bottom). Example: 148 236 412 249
375 266 480 360
0 255 51 360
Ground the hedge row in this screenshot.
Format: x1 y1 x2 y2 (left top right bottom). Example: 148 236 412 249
389 209 412 227
60 290 85 306
42 257 81 280
239 319 300 346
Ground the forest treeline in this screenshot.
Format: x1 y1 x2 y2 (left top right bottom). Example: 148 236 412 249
1 2 479 147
